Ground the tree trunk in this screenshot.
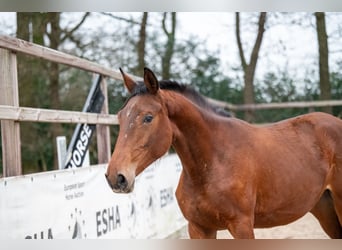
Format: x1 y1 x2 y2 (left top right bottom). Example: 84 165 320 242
161 12 176 79
235 12 267 122
16 13 30 41
17 13 50 172
135 12 148 75
315 12 332 114
17 13 34 107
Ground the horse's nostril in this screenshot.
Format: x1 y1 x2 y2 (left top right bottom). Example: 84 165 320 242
117 174 128 189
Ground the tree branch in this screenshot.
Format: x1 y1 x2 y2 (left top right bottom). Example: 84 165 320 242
101 12 141 25
61 12 90 43
162 12 170 37
136 12 148 74
248 12 267 76
235 12 247 71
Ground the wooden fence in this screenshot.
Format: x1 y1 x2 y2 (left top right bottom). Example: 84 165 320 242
1 35 342 178
0 35 130 177
208 98 342 112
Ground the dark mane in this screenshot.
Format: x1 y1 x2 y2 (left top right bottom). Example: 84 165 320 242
124 80 231 117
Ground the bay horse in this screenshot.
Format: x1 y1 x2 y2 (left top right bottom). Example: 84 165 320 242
105 67 342 239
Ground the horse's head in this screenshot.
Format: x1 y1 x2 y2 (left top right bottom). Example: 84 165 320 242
105 68 173 193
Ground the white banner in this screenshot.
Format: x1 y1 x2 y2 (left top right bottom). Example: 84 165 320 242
0 154 186 239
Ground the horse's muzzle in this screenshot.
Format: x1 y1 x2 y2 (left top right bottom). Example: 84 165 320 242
105 173 134 193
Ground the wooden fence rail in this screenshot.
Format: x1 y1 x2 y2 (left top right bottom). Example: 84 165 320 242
208 99 342 112
0 35 141 81
0 105 118 125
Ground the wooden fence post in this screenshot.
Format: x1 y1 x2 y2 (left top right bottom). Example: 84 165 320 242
96 77 111 164
0 48 22 176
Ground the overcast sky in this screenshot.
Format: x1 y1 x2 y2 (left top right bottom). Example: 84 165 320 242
177 13 341 83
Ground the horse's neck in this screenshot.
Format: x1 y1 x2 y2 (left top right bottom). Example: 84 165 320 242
164 91 217 183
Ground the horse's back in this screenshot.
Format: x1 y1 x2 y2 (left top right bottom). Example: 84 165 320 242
265 112 342 143
267 112 342 171
250 112 342 227
286 112 342 152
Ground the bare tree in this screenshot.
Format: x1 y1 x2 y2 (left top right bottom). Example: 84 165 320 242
161 12 177 79
135 12 149 75
315 12 332 114
16 12 90 171
236 12 267 122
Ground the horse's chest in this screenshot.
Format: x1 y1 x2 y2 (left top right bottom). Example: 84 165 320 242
176 180 232 229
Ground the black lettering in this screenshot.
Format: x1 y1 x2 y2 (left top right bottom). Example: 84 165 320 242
25 228 53 239
115 205 121 228
48 228 53 239
95 206 121 238
108 207 115 231
160 190 165 208
160 188 174 208
96 211 102 237
102 208 108 235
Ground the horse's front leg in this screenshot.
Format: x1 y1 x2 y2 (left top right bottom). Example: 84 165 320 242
227 216 255 239
188 221 217 239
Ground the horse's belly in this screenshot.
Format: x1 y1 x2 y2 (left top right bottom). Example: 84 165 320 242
254 209 309 228
177 159 329 230
254 181 325 228
252 154 330 227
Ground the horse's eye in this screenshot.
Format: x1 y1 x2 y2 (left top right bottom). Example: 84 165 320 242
143 115 153 124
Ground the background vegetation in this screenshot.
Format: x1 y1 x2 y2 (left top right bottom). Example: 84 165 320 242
0 12 341 174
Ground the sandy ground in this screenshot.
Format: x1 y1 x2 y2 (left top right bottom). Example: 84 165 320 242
178 213 330 239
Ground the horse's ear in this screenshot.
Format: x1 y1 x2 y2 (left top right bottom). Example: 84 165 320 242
144 67 159 95
120 68 137 93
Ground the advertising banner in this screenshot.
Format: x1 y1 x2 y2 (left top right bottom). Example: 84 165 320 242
64 74 104 169
0 154 186 239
